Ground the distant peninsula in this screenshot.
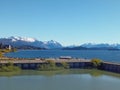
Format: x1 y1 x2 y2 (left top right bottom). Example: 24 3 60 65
63 46 120 50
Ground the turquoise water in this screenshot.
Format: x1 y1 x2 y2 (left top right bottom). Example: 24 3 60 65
0 70 120 90
5 50 120 62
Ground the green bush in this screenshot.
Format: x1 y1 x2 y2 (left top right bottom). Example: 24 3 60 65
61 62 69 69
38 60 70 71
46 60 56 68
0 62 21 72
38 60 56 71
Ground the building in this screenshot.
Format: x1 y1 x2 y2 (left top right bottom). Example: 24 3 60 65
8 45 12 50
0 43 12 50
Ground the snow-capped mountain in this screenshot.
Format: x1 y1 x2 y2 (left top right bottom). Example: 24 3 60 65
0 36 63 49
43 40 62 49
8 36 37 42
63 43 120 50
81 43 120 49
1 36 120 50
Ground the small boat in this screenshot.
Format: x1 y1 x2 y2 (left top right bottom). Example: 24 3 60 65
59 56 72 59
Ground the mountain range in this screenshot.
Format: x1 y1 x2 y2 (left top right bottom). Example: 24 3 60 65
0 36 62 49
0 36 120 50
81 43 120 48
64 43 120 50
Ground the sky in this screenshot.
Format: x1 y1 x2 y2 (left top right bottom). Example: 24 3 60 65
0 0 120 46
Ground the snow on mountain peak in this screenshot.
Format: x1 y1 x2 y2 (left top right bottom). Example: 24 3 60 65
20 37 36 42
8 36 36 42
48 40 58 44
81 43 120 48
44 40 59 44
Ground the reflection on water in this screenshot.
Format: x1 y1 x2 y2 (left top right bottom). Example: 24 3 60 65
0 69 120 77
0 69 120 90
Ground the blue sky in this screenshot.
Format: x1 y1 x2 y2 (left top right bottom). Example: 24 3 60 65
0 0 120 46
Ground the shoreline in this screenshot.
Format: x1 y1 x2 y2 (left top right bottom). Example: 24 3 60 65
4 49 120 64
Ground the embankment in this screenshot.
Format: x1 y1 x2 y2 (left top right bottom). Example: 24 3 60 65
0 58 120 74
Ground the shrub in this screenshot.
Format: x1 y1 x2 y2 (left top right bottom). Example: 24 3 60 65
0 62 21 72
46 60 56 68
91 58 102 68
38 60 70 71
61 62 69 69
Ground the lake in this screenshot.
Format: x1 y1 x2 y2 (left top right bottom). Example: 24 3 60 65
0 69 120 90
5 50 120 62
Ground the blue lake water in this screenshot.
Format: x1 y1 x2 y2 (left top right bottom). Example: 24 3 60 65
5 50 120 63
